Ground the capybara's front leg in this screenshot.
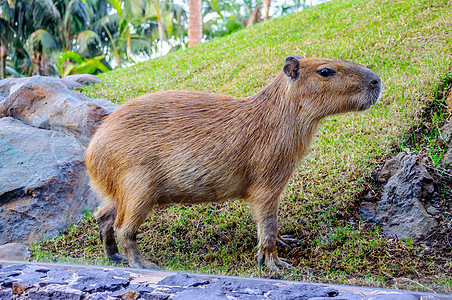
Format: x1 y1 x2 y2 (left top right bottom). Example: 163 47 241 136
115 194 160 270
247 193 293 271
116 226 158 269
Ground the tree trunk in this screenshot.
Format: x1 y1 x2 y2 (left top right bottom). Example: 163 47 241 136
152 0 165 55
0 40 7 79
188 0 202 47
247 1 261 27
263 0 271 21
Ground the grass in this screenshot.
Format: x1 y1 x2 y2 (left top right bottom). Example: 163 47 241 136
31 0 452 294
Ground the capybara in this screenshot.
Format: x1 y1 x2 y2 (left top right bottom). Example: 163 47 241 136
86 55 382 270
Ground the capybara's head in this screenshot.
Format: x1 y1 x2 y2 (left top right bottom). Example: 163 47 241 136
283 55 382 119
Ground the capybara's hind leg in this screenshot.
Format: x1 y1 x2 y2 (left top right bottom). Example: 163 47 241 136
115 193 159 269
95 202 127 265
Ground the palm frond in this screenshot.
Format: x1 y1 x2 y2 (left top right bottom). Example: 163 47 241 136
76 30 101 53
28 29 59 54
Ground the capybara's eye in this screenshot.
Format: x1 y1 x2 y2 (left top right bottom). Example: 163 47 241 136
316 68 336 77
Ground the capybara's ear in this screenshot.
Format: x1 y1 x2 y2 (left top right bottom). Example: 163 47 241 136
283 55 302 80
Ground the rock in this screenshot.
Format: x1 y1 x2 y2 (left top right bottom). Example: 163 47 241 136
64 74 102 86
172 288 229 300
0 76 118 146
0 76 81 98
0 243 30 261
308 292 364 300
0 288 13 299
376 152 406 183
361 153 438 240
28 284 85 300
209 278 278 295
267 284 338 300
0 77 29 97
441 121 452 165
85 291 113 300
0 117 98 245
157 273 209 288
445 89 452 112
364 292 417 300
109 288 141 299
443 149 452 166
69 270 130 293
40 269 73 286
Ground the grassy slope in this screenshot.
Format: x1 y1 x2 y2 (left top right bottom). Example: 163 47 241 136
33 0 452 293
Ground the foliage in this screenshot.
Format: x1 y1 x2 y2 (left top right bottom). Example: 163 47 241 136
58 51 110 77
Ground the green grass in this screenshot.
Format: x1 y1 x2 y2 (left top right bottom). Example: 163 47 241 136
31 0 452 294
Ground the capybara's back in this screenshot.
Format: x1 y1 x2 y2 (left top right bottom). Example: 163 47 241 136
86 56 382 270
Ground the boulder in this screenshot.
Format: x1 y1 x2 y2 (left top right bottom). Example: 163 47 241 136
0 117 98 244
64 74 102 86
0 75 118 245
0 243 30 261
361 153 438 240
0 77 30 97
441 121 452 165
0 76 81 98
0 76 118 146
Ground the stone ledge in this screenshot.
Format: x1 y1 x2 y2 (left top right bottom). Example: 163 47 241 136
0 260 450 300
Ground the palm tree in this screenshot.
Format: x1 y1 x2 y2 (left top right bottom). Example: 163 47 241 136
263 0 271 20
0 18 15 79
188 0 202 46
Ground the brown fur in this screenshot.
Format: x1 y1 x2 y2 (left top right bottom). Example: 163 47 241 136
86 56 382 270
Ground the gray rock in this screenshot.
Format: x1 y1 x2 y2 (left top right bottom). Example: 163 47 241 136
109 288 141 299
0 77 29 97
140 292 170 300
64 74 102 86
442 121 452 165
365 292 417 300
308 291 364 300
0 76 81 98
157 273 209 288
0 242 30 260
0 264 27 272
85 292 112 300
443 148 452 165
0 76 118 146
209 278 278 295
376 152 406 183
0 95 5 103
0 117 98 245
267 284 338 300
40 269 73 286
0 288 13 299
441 121 452 145
69 273 129 293
172 287 229 300
0 278 14 289
28 284 84 300
16 268 48 285
361 153 438 240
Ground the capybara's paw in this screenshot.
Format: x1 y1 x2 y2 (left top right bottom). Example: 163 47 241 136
256 249 293 271
143 261 160 270
129 258 160 270
109 254 128 266
277 234 300 249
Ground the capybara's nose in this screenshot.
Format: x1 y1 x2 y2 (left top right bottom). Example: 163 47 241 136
367 71 381 90
370 79 380 89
